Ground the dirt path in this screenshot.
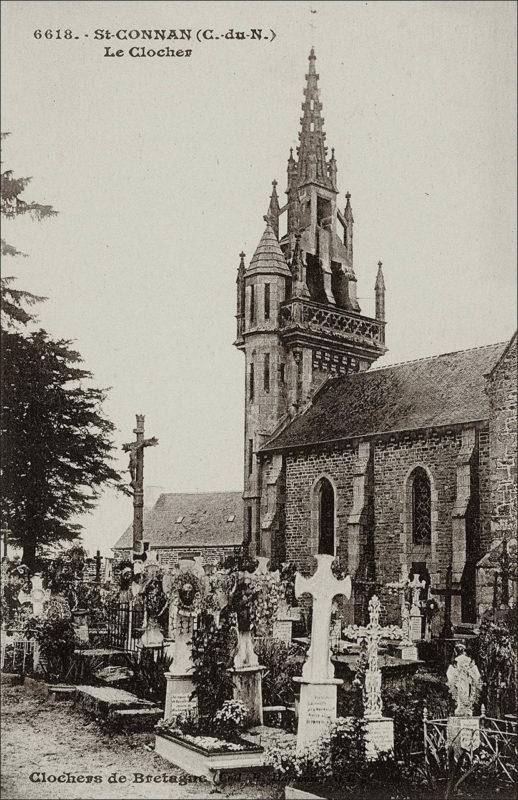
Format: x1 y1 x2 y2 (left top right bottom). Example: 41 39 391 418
0 682 279 800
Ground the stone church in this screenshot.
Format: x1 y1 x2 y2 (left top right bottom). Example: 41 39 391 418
234 49 517 626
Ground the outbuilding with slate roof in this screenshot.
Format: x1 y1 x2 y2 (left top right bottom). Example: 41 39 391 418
112 491 243 567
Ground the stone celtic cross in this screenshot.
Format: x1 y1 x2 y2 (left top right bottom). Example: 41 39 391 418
295 554 351 682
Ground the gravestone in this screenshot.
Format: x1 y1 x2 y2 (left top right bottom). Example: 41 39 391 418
228 566 266 725
408 574 425 641
387 579 418 660
293 555 352 752
164 608 198 720
163 566 203 722
360 596 395 758
273 600 294 645
446 644 482 754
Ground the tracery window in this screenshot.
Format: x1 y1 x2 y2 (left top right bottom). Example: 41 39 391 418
317 478 335 555
411 467 432 545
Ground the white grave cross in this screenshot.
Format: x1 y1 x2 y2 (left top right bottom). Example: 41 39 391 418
295 554 351 681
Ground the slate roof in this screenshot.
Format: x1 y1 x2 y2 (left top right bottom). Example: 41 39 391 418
263 341 509 452
112 492 243 550
247 222 291 276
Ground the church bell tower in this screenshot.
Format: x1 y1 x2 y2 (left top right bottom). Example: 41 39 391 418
234 49 387 559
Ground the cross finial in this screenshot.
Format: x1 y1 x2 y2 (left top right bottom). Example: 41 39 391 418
345 191 351 200
378 260 383 269
272 179 278 189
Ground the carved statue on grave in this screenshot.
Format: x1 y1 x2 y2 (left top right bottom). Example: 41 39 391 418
229 573 259 668
446 644 482 717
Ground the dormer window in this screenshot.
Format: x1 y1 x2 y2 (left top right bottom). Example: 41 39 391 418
176 515 184 524
226 514 236 523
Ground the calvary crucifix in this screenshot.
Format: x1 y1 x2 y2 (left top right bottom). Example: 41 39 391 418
122 414 158 557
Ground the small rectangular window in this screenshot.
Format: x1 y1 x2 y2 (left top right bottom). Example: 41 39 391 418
249 363 254 401
143 541 150 552
248 439 254 475
250 284 256 324
264 283 270 320
264 353 270 392
226 514 236 523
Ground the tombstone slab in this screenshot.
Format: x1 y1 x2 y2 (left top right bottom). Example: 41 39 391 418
273 618 293 644
398 643 418 661
294 677 341 749
164 673 197 721
365 717 394 760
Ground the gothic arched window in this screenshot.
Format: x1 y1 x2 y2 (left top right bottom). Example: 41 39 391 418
411 467 431 545
317 478 335 555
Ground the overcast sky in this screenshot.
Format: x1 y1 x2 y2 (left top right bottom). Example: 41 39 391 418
2 1 516 556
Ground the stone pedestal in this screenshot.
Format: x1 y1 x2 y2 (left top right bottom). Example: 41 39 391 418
365 717 394 760
294 677 342 752
230 665 266 726
446 716 480 755
164 673 197 721
398 643 418 661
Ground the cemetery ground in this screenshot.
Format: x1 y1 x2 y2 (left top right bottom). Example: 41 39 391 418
0 682 278 800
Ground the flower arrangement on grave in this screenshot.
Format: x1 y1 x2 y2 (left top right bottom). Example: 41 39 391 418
279 561 299 608
342 622 403 642
213 699 250 737
267 716 368 787
250 571 283 639
164 568 204 613
424 597 440 621
228 572 261 633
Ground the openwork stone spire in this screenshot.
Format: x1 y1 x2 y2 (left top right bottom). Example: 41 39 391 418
296 48 333 189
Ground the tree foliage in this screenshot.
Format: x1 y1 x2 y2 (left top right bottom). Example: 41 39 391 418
1 135 124 567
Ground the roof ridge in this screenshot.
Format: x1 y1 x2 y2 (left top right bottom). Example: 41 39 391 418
369 340 508 373
159 490 241 497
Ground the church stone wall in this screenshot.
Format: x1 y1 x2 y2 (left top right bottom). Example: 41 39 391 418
285 446 356 574
372 430 462 621
487 337 517 540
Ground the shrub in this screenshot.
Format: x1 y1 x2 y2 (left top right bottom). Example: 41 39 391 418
25 616 76 682
254 637 304 707
124 648 172 705
191 612 235 730
477 611 517 717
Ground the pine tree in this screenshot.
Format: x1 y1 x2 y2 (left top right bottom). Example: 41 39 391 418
1 135 124 568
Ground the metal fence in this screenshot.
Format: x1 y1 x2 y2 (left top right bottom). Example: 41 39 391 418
106 601 145 651
1 628 34 674
424 709 518 784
